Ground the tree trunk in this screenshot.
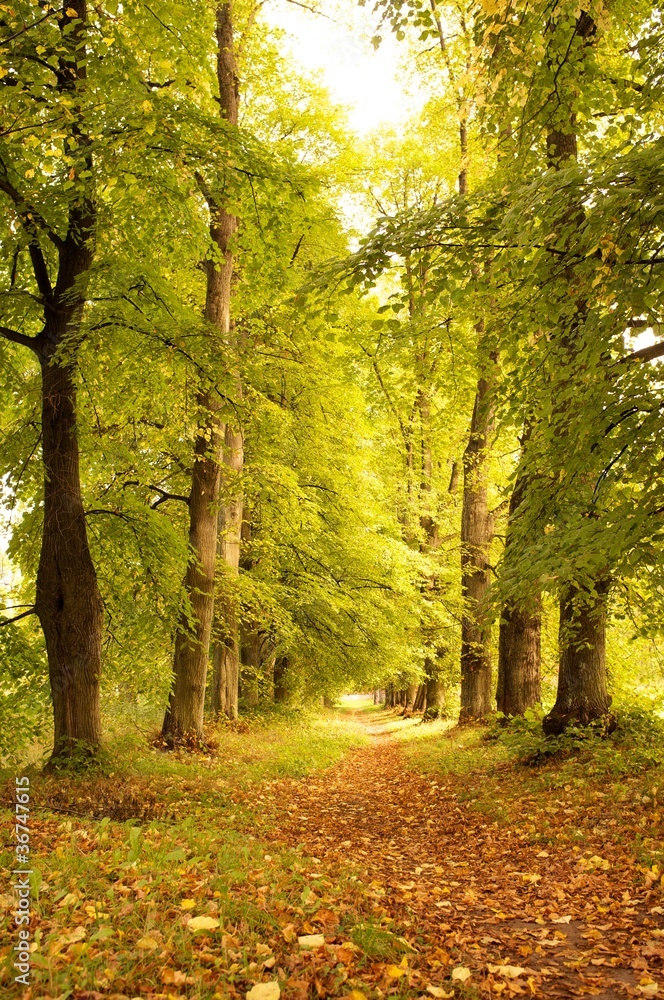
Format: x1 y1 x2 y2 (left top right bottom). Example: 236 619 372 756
163 408 223 742
241 625 260 707
404 683 418 712
459 375 494 721
36 356 104 763
273 656 289 703
425 673 446 718
210 424 244 718
496 434 541 716
413 684 426 712
163 2 238 743
497 600 541 716
543 578 612 735
538 10 605 739
0 2 104 766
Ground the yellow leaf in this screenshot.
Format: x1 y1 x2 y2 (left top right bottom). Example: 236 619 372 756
298 934 325 949
180 899 196 910
386 965 407 978
161 968 187 985
246 983 280 1000
451 966 471 982
136 935 160 951
427 988 454 998
487 964 525 978
186 915 220 931
346 992 367 1000
66 7 79 15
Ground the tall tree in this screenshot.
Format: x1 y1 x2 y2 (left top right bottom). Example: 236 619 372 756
163 2 239 743
1 3 105 763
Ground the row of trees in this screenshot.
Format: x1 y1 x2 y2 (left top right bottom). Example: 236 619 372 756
1 0 662 765
351 0 664 729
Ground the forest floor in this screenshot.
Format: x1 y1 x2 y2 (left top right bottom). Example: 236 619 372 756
2 701 664 1000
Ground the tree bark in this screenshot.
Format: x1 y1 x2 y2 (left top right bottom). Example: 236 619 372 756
425 672 446 718
163 2 238 743
459 374 494 721
210 425 243 719
496 432 541 716
413 683 426 712
241 625 260 707
404 683 418 713
37 351 104 763
273 656 289 703
543 578 612 734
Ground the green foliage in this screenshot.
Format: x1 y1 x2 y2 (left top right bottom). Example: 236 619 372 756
493 706 664 775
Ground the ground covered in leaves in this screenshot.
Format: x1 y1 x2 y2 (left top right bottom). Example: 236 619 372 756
2 702 664 1000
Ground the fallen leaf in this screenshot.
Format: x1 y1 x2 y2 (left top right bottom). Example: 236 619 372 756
488 964 526 978
551 915 572 923
247 983 281 1000
386 964 407 979
161 969 187 985
136 935 159 951
298 934 325 948
451 966 471 982
186 915 220 931
427 987 454 998
180 898 196 910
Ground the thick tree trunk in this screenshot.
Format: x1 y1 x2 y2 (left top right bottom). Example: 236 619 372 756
497 600 541 716
36 356 104 762
163 2 238 742
0 2 105 766
273 656 289 703
496 436 541 716
459 375 494 721
543 578 612 735
425 673 446 718
538 10 604 738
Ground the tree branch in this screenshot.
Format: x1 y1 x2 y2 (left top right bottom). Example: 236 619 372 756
622 341 664 364
0 606 37 626
149 486 190 509
0 325 41 352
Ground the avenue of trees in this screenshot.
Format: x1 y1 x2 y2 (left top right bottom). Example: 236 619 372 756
0 0 663 766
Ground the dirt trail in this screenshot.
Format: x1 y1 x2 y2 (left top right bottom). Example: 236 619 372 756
264 712 663 999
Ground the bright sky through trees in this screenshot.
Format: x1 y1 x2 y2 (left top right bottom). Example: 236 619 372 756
265 0 420 134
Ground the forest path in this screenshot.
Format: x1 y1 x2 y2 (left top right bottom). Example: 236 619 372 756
263 709 661 1000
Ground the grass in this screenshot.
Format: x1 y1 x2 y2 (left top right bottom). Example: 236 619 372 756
0 705 370 999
